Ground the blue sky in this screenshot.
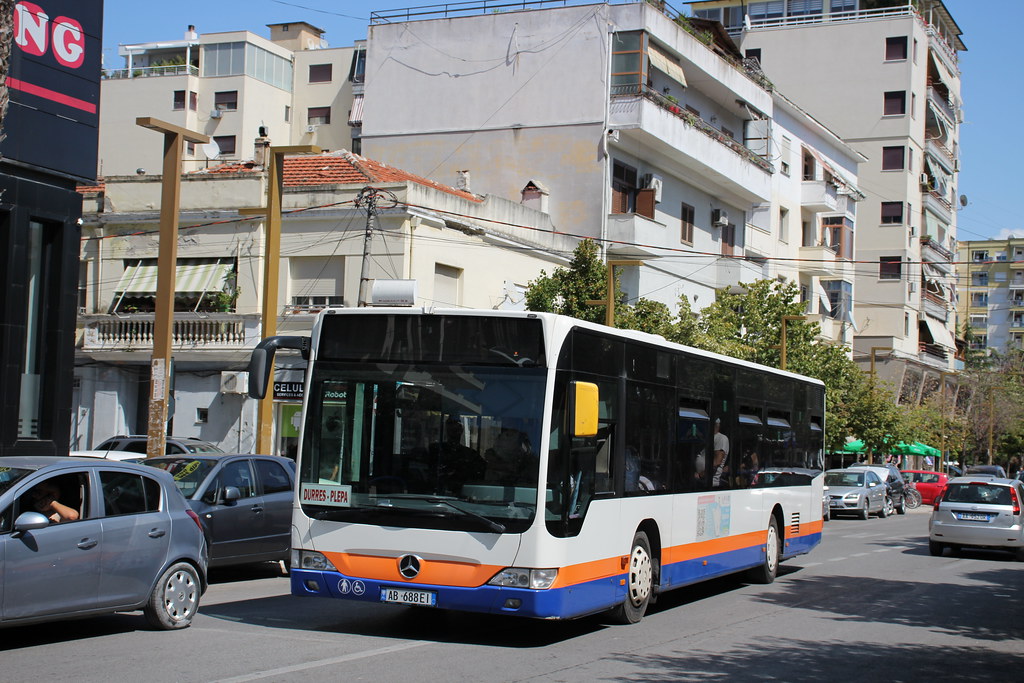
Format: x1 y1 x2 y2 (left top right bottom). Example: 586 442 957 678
101 0 1020 242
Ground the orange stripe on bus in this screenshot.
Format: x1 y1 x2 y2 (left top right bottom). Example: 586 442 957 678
322 551 503 587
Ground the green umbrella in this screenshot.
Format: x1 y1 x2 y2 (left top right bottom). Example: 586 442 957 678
842 439 866 453
892 441 941 457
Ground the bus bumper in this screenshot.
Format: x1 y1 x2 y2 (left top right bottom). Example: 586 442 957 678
290 568 623 620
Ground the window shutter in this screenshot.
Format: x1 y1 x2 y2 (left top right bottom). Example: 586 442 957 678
636 189 656 219
612 187 629 214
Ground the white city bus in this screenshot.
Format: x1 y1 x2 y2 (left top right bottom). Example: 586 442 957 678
249 308 824 623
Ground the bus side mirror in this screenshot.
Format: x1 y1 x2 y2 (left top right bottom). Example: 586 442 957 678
247 335 310 399
568 381 599 437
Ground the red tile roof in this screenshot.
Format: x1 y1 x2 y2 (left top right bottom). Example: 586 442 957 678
191 151 481 202
76 181 105 194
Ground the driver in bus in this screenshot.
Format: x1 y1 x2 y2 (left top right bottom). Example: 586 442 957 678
432 419 486 493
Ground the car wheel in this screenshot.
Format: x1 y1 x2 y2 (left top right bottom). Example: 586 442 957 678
858 500 870 520
610 531 653 624
929 540 945 557
144 562 201 630
747 516 781 585
879 497 891 518
896 495 906 515
823 505 830 522
1016 547 1024 563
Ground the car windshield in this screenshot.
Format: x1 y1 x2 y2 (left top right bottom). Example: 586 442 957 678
826 471 864 487
185 442 224 453
945 483 1012 506
143 458 217 497
0 465 34 495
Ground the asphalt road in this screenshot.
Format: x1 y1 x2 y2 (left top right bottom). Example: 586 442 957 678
5 507 1023 682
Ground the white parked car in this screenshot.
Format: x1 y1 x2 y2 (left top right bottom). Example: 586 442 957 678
929 476 1024 560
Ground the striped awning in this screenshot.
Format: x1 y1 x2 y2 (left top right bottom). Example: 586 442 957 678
114 260 233 294
647 45 687 88
348 94 364 126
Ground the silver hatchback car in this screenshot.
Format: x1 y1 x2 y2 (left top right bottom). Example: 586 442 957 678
929 476 1024 560
0 456 208 629
825 468 888 519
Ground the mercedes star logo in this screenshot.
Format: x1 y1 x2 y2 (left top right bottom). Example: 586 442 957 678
398 554 422 579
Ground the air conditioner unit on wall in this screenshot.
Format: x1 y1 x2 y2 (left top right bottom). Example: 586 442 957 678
305 124 318 133
210 109 222 119
220 371 249 395
641 173 663 202
712 209 729 227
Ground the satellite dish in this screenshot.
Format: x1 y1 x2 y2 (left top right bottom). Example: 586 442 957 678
201 141 221 159
959 194 968 207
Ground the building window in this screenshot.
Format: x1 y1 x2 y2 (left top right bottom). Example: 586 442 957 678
788 0 822 17
802 148 815 180
681 203 694 244
309 63 333 83
284 105 290 122
78 261 88 313
745 48 761 64
970 315 988 328
189 91 197 111
611 160 638 214
173 90 186 110
685 104 700 117
186 141 196 155
348 47 366 84
611 31 644 95
970 292 989 307
972 272 989 286
748 1 784 20
879 256 902 280
995 271 1007 282
883 91 906 116
885 36 908 61
196 408 209 424
721 222 737 257
434 264 462 307
969 335 987 350
214 91 238 111
213 135 236 156
972 250 989 262
822 279 851 320
779 206 789 243
882 146 905 171
881 201 904 224
780 136 791 176
308 106 331 125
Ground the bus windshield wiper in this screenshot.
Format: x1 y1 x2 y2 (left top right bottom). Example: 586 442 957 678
379 495 506 533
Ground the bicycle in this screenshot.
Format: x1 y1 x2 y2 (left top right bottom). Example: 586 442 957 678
904 481 922 509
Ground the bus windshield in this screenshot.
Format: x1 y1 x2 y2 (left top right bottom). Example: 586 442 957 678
299 361 547 534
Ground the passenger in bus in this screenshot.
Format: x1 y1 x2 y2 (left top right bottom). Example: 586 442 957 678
737 450 761 488
711 418 730 488
432 419 486 493
484 427 533 485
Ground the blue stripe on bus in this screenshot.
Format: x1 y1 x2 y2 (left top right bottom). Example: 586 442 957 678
291 532 821 620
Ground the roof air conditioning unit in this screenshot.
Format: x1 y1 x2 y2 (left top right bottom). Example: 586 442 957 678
641 173 663 202
210 109 222 119
220 371 249 395
712 209 729 227
305 124 318 134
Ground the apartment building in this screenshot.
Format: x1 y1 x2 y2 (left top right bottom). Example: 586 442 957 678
691 0 965 399
958 239 1024 356
360 1 863 338
99 22 364 176
74 153 573 454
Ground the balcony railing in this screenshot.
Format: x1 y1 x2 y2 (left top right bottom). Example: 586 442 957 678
82 313 260 351
919 342 948 361
920 236 954 262
103 64 198 80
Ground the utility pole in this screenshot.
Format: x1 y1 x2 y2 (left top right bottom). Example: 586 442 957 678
239 145 320 455
586 259 643 327
136 118 209 459
355 187 398 307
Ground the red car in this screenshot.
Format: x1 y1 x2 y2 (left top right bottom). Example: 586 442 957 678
901 469 949 505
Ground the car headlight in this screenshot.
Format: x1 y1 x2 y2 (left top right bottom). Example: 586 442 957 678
293 549 337 571
487 567 558 589
843 493 862 502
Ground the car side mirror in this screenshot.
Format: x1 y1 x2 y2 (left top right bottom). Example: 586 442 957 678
13 511 51 536
222 486 241 503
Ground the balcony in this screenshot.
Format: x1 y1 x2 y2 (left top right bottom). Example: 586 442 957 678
605 212 670 258
922 291 948 322
801 179 839 213
920 235 954 264
82 313 261 352
797 244 839 276
103 64 198 80
922 190 953 222
926 85 957 126
610 86 772 204
919 342 949 362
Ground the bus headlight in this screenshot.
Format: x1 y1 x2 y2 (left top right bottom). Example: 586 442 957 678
294 549 337 571
487 568 558 590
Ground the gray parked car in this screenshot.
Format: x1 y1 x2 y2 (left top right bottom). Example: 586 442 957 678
929 476 1024 560
825 468 889 519
0 456 208 629
142 455 295 568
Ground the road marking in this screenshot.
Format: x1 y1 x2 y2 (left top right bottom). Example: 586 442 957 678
209 641 433 682
828 556 847 562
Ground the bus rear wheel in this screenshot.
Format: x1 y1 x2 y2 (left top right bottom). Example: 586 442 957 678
747 517 780 584
611 531 653 624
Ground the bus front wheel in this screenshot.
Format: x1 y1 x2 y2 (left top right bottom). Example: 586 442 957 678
747 517 780 585
611 531 653 624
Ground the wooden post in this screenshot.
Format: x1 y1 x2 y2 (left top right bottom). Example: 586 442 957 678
136 118 209 459
586 259 642 327
239 145 320 455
